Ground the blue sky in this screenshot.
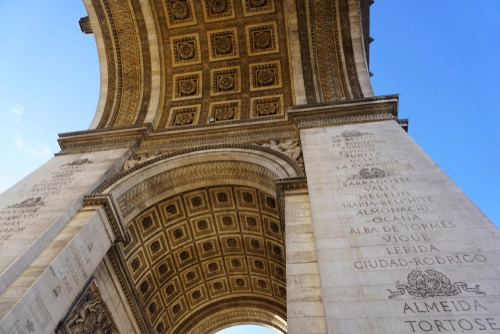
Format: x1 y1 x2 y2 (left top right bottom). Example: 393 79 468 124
0 2 498 332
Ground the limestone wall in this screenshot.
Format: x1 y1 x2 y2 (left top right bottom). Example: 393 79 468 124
300 120 500 333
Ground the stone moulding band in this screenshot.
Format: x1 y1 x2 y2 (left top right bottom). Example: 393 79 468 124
56 96 399 155
276 177 308 233
116 160 279 218
190 309 287 334
93 143 304 195
82 194 128 243
172 296 287 334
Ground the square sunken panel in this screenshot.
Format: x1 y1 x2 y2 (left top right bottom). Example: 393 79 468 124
220 235 244 254
187 285 209 306
252 277 272 295
207 277 230 298
127 249 148 282
241 0 275 16
234 187 259 211
196 239 221 260
207 28 239 61
159 197 186 224
164 0 196 28
225 256 248 274
167 105 201 127
250 61 282 91
190 215 217 238
214 212 240 233
208 100 241 122
246 22 279 56
163 277 183 305
250 95 284 118
145 234 169 264
210 67 241 96
154 256 176 284
184 190 211 216
203 0 235 22
170 34 201 67
172 71 203 101
166 222 193 249
208 187 236 210
135 207 162 241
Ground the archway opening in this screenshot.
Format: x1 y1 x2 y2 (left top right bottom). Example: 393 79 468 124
114 184 287 333
216 324 280 333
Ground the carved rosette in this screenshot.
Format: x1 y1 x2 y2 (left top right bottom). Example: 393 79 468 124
57 281 118 334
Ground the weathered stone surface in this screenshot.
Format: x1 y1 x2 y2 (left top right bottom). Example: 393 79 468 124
301 120 499 333
0 149 129 295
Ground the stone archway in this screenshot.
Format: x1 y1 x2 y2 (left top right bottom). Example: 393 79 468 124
95 147 301 333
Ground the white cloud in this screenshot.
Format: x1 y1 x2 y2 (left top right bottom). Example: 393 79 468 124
10 105 24 120
13 137 51 159
13 137 24 149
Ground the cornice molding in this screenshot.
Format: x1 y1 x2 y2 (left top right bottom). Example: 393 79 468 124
82 193 128 243
276 177 308 232
287 95 398 128
57 96 399 154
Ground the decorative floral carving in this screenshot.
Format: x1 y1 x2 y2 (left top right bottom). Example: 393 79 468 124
388 269 486 299
191 310 287 334
257 102 277 116
8 197 44 208
209 0 227 13
256 69 274 86
217 75 235 91
214 36 232 54
249 0 267 7
342 130 363 137
171 1 189 19
177 42 195 59
359 167 385 179
215 107 235 120
57 281 118 334
175 112 195 125
180 80 197 95
253 31 271 49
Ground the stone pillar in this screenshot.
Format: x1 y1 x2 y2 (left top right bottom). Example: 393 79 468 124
300 120 500 333
0 149 130 333
284 184 327 334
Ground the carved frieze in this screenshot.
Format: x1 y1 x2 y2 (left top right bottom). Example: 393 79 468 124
117 161 278 217
57 281 118 334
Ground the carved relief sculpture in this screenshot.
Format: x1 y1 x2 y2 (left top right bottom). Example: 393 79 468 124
57 281 118 334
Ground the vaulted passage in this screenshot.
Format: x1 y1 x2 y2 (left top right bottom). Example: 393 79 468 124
116 185 287 333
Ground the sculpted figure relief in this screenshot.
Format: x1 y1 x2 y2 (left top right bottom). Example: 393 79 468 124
58 283 118 334
258 139 302 161
123 153 159 171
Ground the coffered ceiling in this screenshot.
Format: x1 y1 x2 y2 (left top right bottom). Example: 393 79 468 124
115 186 286 333
83 0 374 130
